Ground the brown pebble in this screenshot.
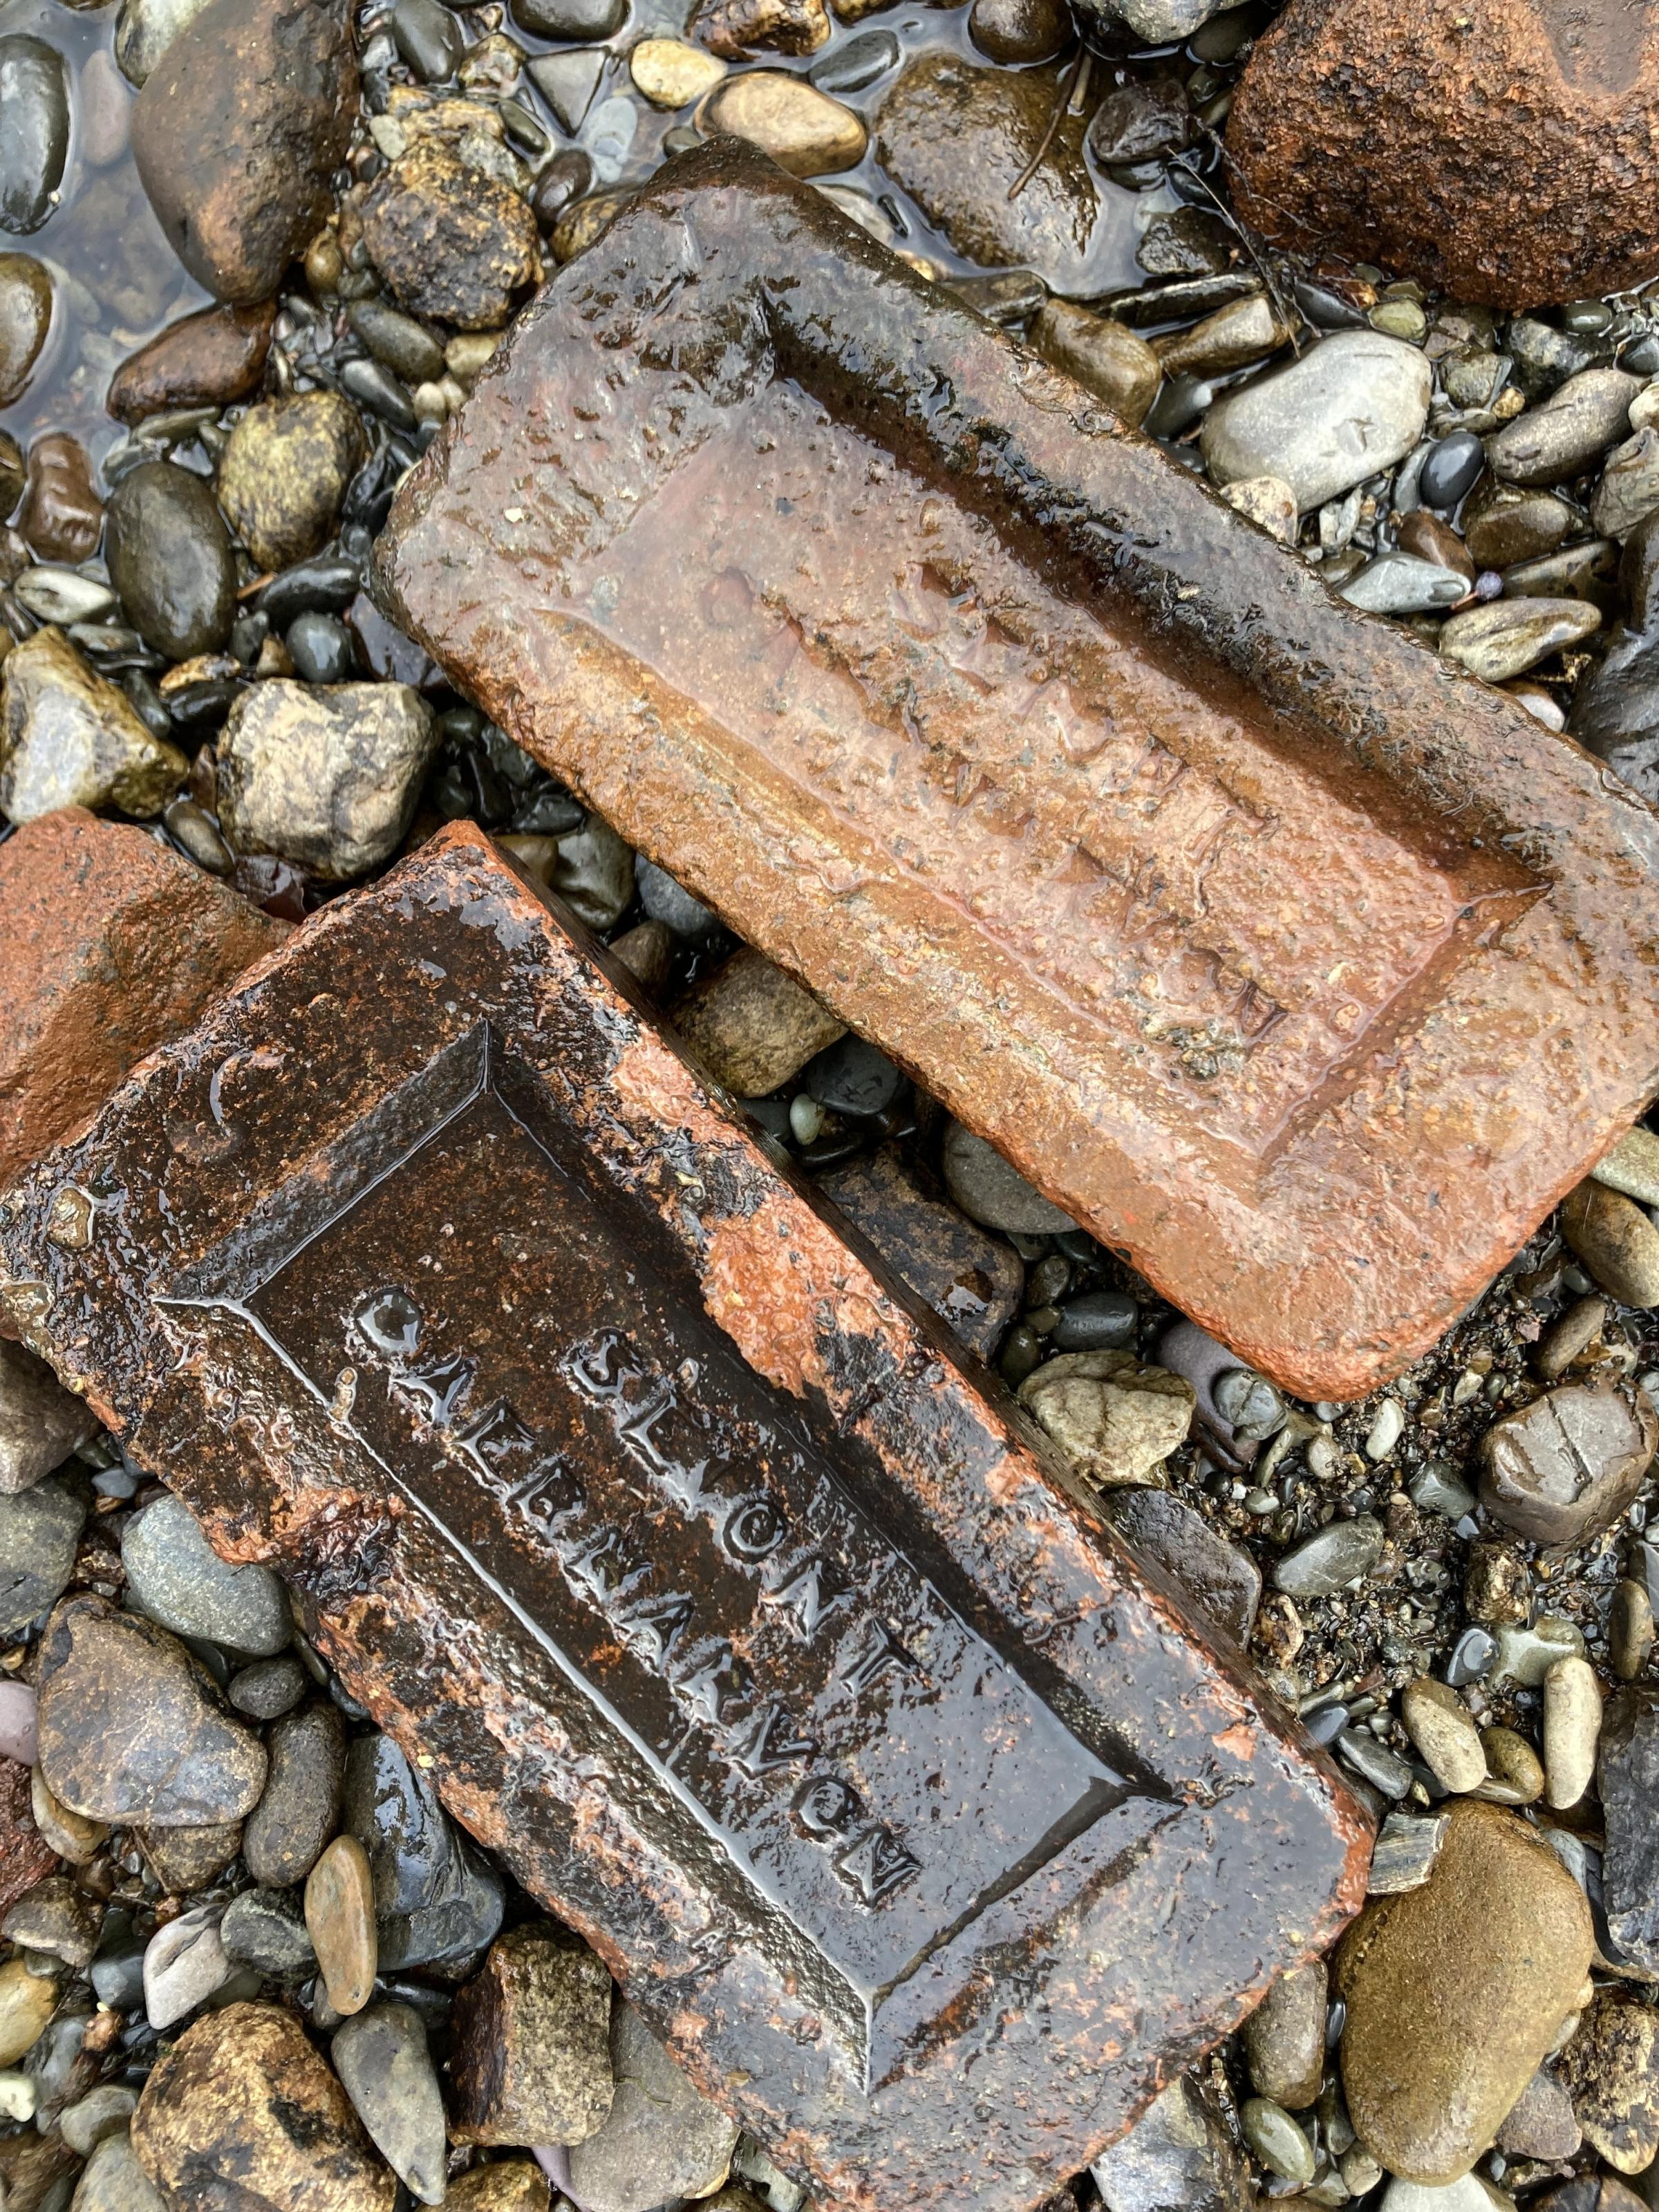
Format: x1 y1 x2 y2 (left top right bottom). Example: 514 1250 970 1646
1612 1577 1656 1682
1534 1293 1607 1382
106 301 276 425
304 1833 376 2015
608 917 675 996
1562 1179 1659 1308
1477 1725 1544 1805
671 943 844 1096
18 434 102 563
1396 509 1474 583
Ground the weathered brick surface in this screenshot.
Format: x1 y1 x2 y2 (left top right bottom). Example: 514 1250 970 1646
0 809 285 1192
0 825 1367 2212
373 144 1659 1401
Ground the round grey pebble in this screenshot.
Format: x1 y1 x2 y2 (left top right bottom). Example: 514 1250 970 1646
221 1886 316 1976
1419 431 1485 509
332 2000 447 2204
391 0 465 79
941 1121 1075 1235
1052 1291 1136 1352
341 355 418 434
228 1654 309 1720
635 854 721 943
242 1700 346 1888
1272 1515 1385 1599
809 28 900 92
346 300 446 386
805 1035 905 1118
1241 2096 1316 2184
122 1492 291 1656
286 611 356 684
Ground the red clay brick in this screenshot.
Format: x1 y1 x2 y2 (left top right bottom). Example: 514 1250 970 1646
373 146 1659 1400
0 809 285 1192
0 824 1368 2212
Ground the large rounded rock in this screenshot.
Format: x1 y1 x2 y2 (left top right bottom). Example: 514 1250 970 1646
131 2001 397 2211
36 1596 267 1828
0 252 52 408
216 679 440 881
0 38 69 238
131 0 358 301
1227 0 1659 308
0 626 188 823
1335 1800 1593 2182
104 462 237 662
1201 332 1432 512
1481 1380 1658 1546
216 388 365 571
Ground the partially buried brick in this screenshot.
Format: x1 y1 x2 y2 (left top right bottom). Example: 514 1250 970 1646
0 823 1368 2212
0 807 285 1191
373 142 1659 1401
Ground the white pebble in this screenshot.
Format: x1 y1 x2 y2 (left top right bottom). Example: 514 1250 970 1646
1365 1399 1405 1460
0 2071 36 2122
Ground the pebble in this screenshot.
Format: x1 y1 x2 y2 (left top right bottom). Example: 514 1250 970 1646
1341 552 1469 615
59 2082 138 2156
1486 368 1641 487
393 0 465 79
1087 77 1195 169
377 1835 505 1971
526 53 606 135
941 1119 1074 1234
1491 1613 1586 1689
1241 2097 1315 2184
1445 1625 1497 1686
1071 0 1228 35
1543 1653 1601 1809
221 1885 317 1976
0 1682 35 1767
1156 294 1293 381
1595 428 1659 539
548 815 635 929
333 2000 447 2204
10 569 118 627
341 355 417 433
143 1902 234 2030
1438 596 1600 682
1335 1801 1593 2182
1557 1987 1659 2172
1561 1178 1659 1306
1242 1960 1326 2110
0 37 69 237
1019 1352 1194 1488
1600 1687 1659 1971
1462 481 1575 569
450 2164 553 2211
0 1958 57 2067
132 2000 397 2212
1400 1677 1485 1794
1380 2181 1505 2212
35 1596 266 1828
2 1875 97 1968
803 1035 902 1118
1367 1810 1447 1895
966 0 1066 59
699 70 865 176
609 918 673 994
0 252 52 409
344 1730 456 1915
30 1767 106 1866
1534 1292 1607 1381
106 300 275 423
1090 2072 1249 2212
364 140 541 330
102 461 236 662
1418 431 1485 509
131 0 358 301
229 1654 308 1718
244 1699 344 1886
1031 301 1161 429
1053 1290 1137 1352
1479 1725 1544 1805
689 0 830 57
1481 1378 1658 1544
122 1490 290 1653
1101 1487 1261 1646
1273 1515 1384 1598
19 435 103 564
567 2001 739 2212
217 678 440 881
1201 332 1431 512
510 0 624 31
286 610 356 682
635 856 721 944
0 1474 84 1635
347 299 446 386
113 0 215 85
1338 1727 1415 1799
817 1147 1022 1362
1611 1580 1656 1681
1464 1539 1531 1627
140 1817 243 1891
306 1834 377 2016
70 2132 167 2211
451 1923 614 2146
216 388 366 570
1593 1125 1659 1208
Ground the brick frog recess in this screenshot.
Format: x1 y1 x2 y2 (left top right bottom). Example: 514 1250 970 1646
373 142 1659 1404
0 826 1368 2212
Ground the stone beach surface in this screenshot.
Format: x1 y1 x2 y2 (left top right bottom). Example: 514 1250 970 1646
2 0 1659 2206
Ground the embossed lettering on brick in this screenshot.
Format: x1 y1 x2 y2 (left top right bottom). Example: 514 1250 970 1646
0 826 1367 2212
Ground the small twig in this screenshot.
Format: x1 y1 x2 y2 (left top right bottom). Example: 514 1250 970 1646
1008 45 1091 203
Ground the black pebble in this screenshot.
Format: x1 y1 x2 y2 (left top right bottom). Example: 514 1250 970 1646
1052 1290 1138 1352
1419 431 1485 511
804 1035 906 1118
287 611 357 684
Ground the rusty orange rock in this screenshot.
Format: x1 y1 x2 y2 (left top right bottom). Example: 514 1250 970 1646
373 144 1659 1400
0 809 285 1190
0 823 1369 2212
1226 0 1659 307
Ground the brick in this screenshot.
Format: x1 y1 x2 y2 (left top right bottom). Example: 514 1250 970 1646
374 145 1659 1402
0 824 1366 2212
0 809 285 1192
